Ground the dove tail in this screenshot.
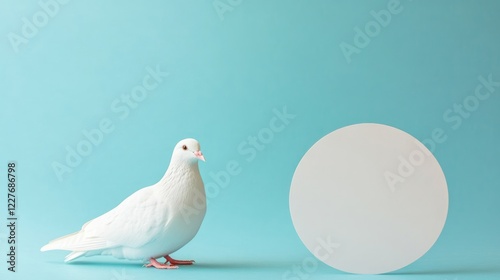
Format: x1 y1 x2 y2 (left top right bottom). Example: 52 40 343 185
41 230 111 254
64 251 86 262
41 231 82 252
41 232 105 262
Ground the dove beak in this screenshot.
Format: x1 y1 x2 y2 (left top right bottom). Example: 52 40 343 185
194 150 205 162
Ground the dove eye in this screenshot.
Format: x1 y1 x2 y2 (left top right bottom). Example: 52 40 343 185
182 145 188 150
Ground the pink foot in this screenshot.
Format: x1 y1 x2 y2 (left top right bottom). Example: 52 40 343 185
165 255 195 265
144 258 178 269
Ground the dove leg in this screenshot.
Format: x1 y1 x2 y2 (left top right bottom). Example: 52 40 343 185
165 255 195 265
145 258 179 269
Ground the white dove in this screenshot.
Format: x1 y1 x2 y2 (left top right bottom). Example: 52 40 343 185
41 138 207 269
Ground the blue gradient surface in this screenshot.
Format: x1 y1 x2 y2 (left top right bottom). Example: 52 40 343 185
1 0 499 279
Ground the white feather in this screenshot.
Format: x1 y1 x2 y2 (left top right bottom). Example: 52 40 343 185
65 251 86 262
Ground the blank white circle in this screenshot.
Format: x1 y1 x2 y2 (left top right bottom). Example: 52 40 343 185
289 123 448 274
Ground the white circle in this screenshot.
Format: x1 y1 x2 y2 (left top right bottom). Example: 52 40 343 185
289 123 448 274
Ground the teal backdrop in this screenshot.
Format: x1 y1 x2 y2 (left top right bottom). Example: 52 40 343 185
1 0 499 279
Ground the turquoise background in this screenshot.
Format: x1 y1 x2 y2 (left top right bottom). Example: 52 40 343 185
1 0 499 279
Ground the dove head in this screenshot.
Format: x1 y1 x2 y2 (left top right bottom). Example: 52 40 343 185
172 138 205 164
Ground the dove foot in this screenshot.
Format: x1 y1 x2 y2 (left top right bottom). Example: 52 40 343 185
145 258 178 269
165 255 195 265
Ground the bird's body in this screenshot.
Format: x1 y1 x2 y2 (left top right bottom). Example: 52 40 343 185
41 138 207 268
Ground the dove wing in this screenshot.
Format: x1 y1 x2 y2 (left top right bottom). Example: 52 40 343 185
79 186 169 250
